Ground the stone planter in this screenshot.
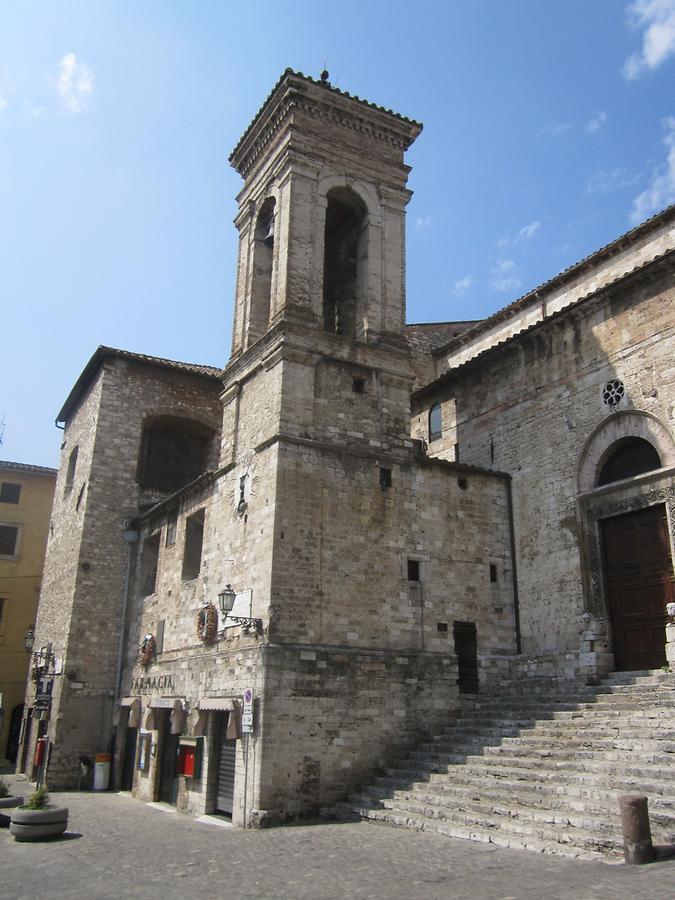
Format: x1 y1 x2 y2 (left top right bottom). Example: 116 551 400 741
9 805 69 842
0 796 24 826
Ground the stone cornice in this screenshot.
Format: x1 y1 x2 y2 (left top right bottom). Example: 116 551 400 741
230 69 422 181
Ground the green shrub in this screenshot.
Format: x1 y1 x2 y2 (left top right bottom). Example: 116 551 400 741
0 778 9 799
25 787 49 810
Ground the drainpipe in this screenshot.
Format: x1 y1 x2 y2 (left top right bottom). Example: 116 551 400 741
115 522 140 702
505 477 522 654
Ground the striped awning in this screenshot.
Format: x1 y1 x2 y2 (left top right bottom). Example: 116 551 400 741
119 697 142 728
197 698 236 711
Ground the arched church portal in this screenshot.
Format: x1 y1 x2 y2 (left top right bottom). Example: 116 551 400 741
577 416 675 673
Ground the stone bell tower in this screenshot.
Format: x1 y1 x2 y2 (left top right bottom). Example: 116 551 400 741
228 68 422 356
216 72 460 822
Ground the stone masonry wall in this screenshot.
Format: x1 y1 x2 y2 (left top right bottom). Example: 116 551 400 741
412 269 675 660
28 357 222 788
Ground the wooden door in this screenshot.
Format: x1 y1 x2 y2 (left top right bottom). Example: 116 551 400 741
602 505 674 671
453 621 479 694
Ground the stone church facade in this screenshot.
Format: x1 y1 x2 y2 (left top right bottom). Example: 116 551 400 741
19 71 674 827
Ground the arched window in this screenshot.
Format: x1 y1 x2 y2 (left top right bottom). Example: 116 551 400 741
429 403 442 443
323 188 367 337
138 418 214 492
249 198 275 341
597 437 661 487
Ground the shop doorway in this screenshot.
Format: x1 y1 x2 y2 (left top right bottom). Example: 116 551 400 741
158 715 179 804
121 727 138 791
215 712 236 817
602 504 673 671
5 704 24 765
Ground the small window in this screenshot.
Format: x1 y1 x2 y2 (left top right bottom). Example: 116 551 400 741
140 533 160 596
165 508 178 546
429 404 442 442
0 524 19 557
352 378 365 394
65 447 78 494
182 509 205 582
457 476 468 490
0 483 21 504
489 564 498 583
379 467 392 490
407 559 420 582
437 622 448 634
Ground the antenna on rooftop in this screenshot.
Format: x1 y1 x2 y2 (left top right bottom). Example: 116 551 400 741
0 415 5 445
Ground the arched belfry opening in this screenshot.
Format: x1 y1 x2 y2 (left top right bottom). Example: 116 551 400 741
323 187 368 338
249 197 276 341
596 437 661 487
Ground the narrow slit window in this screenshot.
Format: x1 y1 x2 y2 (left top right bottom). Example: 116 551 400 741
489 564 498 583
140 533 160 596
429 404 442 442
182 509 205 582
165 508 178 546
65 446 78 494
407 559 420 582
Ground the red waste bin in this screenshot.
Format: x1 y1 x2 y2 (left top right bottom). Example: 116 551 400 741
34 736 47 768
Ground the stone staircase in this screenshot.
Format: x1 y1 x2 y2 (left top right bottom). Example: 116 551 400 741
339 670 675 860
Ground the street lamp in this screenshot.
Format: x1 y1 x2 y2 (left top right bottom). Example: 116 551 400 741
217 584 263 636
24 625 35 653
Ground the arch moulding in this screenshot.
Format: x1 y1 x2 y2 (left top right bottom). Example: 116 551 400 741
577 410 675 495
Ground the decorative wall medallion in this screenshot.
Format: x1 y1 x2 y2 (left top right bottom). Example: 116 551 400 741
138 633 156 668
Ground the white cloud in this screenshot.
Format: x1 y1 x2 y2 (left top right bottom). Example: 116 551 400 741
515 221 540 243
538 121 574 139
624 0 675 79
630 116 675 222
414 215 432 231
497 221 541 251
491 258 522 292
0 97 7 112
54 53 94 113
451 275 474 297
587 167 642 193
587 111 608 133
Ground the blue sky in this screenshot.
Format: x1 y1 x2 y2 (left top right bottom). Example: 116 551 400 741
1 1 673 467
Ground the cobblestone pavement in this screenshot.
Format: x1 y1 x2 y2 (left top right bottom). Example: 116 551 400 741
2 775 675 900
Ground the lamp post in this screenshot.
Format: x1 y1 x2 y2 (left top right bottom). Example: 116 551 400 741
24 626 56 788
217 585 263 636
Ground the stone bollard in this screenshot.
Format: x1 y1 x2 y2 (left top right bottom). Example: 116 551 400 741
618 795 655 864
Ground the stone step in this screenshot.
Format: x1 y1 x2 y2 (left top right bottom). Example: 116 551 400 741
350 789 675 839
342 800 623 861
427 731 675 756
363 777 675 816
428 719 675 753
341 671 675 859
374 767 675 806
384 757 675 784
462 695 675 716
